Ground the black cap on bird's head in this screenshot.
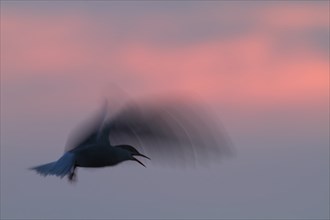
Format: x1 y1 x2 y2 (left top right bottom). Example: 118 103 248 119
116 144 150 167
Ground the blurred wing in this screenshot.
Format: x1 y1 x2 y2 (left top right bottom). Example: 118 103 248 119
106 101 233 166
64 101 108 152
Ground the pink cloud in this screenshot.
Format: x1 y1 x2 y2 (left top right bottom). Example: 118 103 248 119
260 3 329 29
116 32 328 106
1 11 98 75
1 4 328 110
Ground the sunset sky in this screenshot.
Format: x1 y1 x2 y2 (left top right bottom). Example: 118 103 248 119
1 1 329 219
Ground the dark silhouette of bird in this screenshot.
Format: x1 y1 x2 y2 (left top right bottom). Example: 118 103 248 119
30 97 232 182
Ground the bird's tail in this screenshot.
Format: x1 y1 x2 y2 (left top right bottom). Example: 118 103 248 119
30 153 75 178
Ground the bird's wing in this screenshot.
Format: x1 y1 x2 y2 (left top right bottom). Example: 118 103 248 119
105 100 233 166
64 101 109 152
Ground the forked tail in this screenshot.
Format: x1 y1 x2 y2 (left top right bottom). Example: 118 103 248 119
30 152 75 178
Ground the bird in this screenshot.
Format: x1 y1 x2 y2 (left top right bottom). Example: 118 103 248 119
30 97 232 182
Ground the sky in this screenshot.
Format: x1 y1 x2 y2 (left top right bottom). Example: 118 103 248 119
1 1 329 219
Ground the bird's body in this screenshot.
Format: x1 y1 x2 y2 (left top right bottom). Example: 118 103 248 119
31 98 232 182
72 143 144 168
32 143 148 181
73 144 119 168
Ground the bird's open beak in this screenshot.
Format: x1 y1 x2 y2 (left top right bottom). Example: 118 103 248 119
132 157 146 167
136 153 151 160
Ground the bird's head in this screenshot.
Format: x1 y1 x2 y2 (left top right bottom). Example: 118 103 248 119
116 144 150 167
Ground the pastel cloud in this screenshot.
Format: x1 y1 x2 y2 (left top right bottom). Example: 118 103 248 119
1 2 328 109
260 3 329 29
2 11 96 75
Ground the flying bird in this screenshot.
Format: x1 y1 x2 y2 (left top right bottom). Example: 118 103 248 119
31 97 232 182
